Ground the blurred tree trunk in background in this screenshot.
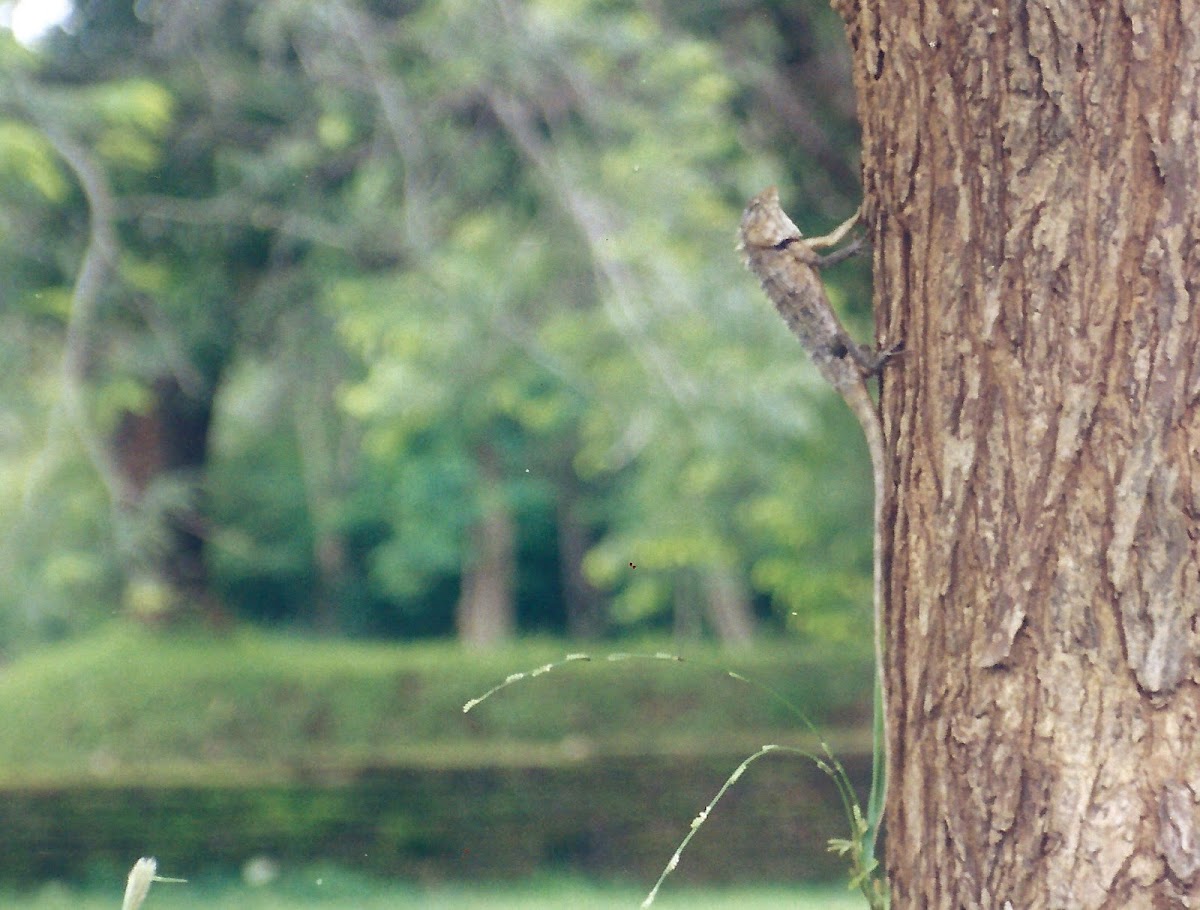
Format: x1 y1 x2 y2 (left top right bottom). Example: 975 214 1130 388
835 0 1200 905
456 444 516 648
703 565 755 646
556 487 605 639
113 374 224 625
287 309 361 635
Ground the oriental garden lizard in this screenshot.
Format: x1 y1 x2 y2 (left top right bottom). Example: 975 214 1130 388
738 186 897 860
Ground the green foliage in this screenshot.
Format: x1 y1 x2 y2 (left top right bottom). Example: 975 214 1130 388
0 120 68 200
82 78 174 172
0 0 871 648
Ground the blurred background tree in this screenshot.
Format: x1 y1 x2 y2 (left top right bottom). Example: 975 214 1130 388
0 0 869 653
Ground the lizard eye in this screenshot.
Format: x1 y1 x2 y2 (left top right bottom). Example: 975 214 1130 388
831 341 849 358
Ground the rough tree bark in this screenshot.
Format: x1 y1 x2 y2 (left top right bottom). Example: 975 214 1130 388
833 1 1200 906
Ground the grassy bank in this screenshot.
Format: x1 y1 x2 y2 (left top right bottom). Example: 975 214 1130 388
0 624 871 784
0 625 873 887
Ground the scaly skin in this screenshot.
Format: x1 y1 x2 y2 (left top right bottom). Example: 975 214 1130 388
738 186 893 862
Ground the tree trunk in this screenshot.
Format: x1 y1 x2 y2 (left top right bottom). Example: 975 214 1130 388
288 310 358 635
672 571 704 642
556 488 606 639
311 533 351 635
835 2 1200 905
113 374 224 626
703 565 756 647
456 444 517 649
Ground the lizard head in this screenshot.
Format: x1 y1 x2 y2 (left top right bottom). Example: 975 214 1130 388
738 186 803 253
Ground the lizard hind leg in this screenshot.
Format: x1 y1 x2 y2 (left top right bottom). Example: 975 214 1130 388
815 234 866 269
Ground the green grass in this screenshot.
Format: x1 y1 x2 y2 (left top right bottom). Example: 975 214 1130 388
5 869 867 909
0 627 876 897
0 623 871 784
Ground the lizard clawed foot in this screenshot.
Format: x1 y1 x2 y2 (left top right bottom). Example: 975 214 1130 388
868 340 904 375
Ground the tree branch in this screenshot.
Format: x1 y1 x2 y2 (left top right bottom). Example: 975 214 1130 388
14 80 133 507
